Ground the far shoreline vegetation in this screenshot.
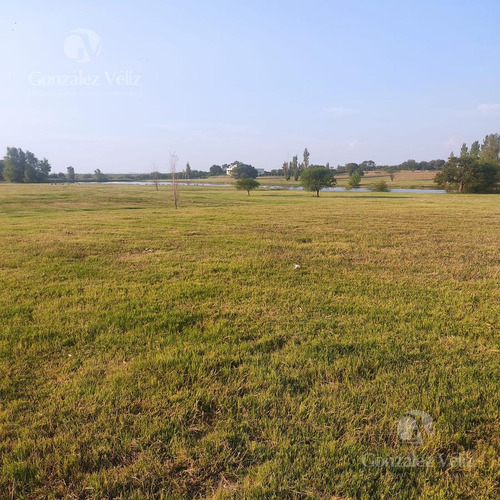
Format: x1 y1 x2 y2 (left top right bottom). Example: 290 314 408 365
1 133 499 193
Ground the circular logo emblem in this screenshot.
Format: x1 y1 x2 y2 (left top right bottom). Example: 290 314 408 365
397 410 433 445
64 29 101 63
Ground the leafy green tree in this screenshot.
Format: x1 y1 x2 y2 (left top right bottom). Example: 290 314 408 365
360 160 376 171
429 159 446 170
185 162 191 179
209 165 224 176
232 163 258 179
0 159 3 181
3 148 26 182
400 159 418 171
346 163 359 175
480 134 500 167
347 171 361 188
346 162 364 176
299 166 336 196
435 146 499 193
470 141 481 158
236 178 260 195
2 147 51 182
67 166 76 182
94 169 108 182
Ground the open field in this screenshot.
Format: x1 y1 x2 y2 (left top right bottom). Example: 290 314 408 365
0 184 499 499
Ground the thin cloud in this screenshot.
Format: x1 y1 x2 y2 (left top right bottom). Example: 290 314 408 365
327 107 357 116
443 135 458 151
348 140 360 151
478 103 500 115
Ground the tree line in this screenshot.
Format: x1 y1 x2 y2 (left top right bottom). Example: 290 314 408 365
0 147 79 183
435 134 500 193
2 133 499 193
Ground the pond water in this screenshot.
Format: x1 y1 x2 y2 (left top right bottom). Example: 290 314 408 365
97 181 446 194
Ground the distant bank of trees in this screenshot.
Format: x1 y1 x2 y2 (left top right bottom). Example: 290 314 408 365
278 150 448 181
283 135 499 193
3 134 498 193
334 158 446 175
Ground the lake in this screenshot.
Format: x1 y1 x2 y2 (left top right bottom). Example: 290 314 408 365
98 181 446 194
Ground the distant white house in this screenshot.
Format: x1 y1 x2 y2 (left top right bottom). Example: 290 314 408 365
226 164 265 176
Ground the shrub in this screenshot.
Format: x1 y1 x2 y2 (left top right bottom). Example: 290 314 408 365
371 180 390 192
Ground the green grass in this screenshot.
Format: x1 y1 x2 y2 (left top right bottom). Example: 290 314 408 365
0 184 498 499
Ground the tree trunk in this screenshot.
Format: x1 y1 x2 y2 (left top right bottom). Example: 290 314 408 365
247 190 250 195
316 190 320 197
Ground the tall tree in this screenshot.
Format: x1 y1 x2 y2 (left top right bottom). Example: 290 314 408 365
185 162 191 179
170 154 179 209
480 133 500 167
67 166 76 182
303 148 310 169
292 155 299 181
282 161 291 180
470 141 481 158
151 163 160 190
3 148 26 182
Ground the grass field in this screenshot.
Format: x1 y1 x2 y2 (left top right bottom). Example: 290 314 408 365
0 184 499 499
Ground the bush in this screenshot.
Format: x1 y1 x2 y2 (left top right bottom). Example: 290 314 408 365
370 180 390 192
347 171 361 189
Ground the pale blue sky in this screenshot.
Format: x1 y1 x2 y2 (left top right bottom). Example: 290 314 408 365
1 0 499 173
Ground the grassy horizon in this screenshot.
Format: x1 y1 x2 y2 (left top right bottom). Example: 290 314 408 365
0 184 498 499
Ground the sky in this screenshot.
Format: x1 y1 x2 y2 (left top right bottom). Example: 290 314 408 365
1 0 499 174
